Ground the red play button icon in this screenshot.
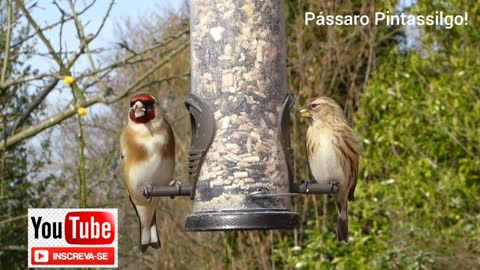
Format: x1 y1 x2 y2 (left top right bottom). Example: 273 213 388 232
34 250 49 263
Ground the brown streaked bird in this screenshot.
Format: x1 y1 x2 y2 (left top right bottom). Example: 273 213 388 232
299 97 360 243
120 94 176 252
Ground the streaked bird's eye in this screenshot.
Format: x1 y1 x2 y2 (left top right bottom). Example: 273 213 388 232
311 103 317 108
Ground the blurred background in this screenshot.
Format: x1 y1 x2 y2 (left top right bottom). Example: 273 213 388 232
0 0 478 269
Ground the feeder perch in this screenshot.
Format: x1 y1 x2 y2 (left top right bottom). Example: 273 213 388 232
144 0 339 232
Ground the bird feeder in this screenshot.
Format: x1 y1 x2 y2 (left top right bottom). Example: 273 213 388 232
145 0 338 232
184 0 299 231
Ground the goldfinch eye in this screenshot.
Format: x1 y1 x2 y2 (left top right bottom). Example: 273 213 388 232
144 100 154 109
311 104 317 108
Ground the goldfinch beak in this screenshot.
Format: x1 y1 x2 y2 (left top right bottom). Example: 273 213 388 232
298 108 312 118
133 101 146 119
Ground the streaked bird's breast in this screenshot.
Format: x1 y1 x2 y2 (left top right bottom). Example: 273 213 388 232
307 127 345 184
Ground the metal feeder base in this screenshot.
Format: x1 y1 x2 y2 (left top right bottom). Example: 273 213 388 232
185 209 299 231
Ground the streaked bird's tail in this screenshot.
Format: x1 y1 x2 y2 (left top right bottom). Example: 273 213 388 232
335 199 349 244
336 215 349 243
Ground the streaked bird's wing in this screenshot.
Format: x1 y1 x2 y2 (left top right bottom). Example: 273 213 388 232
305 130 316 182
345 131 359 201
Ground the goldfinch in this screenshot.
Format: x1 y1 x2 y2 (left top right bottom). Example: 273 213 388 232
120 94 175 252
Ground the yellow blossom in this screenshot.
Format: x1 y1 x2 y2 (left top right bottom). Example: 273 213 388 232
64 75 74 85
77 107 87 116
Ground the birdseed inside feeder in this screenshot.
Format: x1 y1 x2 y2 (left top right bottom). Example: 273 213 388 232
185 0 298 230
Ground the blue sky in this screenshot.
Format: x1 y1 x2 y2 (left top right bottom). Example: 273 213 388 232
25 1 185 152
29 0 184 72
24 0 185 106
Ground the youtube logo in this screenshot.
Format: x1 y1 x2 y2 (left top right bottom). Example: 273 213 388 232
34 250 49 263
28 208 118 268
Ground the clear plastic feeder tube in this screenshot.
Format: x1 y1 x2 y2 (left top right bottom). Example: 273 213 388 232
187 0 297 230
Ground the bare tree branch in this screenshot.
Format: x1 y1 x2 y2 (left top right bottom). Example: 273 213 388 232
14 0 86 102
6 2 130 135
9 41 94 135
0 214 26 225
10 0 96 48
5 28 188 139
1 72 61 89
68 0 114 94
0 245 27 251
77 28 189 81
0 0 13 85
0 40 189 150
108 41 189 104
132 72 190 93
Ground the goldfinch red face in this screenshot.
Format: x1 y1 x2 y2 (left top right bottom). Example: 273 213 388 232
129 94 157 124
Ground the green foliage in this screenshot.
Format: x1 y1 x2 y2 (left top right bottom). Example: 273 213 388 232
354 50 479 269
275 1 480 269
0 2 53 268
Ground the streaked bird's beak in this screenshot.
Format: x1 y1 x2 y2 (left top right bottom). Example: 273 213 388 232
298 108 312 118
